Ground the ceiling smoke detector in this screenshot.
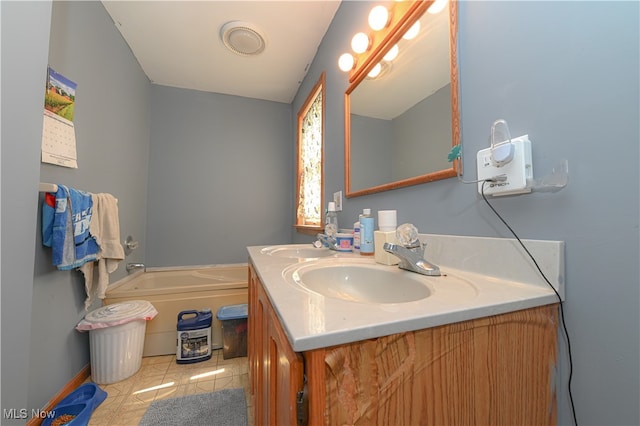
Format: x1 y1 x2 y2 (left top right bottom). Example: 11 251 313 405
220 21 266 57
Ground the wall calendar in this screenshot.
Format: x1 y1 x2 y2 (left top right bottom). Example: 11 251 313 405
41 67 78 168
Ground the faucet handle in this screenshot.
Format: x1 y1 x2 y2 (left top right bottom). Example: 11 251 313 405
396 223 421 248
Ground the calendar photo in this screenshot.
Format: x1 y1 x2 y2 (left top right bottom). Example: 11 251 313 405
45 67 77 122
41 67 78 168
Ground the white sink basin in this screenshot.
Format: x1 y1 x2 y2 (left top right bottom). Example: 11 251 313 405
261 245 333 259
283 258 437 303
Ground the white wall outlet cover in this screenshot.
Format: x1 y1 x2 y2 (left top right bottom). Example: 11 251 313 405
333 190 343 211
477 135 533 196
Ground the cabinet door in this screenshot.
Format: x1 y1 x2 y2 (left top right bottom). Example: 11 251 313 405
250 264 305 426
268 306 304 426
249 264 270 425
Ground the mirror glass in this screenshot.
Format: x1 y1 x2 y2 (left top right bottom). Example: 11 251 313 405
345 1 459 197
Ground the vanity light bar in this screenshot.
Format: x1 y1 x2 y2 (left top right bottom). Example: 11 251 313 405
338 1 439 77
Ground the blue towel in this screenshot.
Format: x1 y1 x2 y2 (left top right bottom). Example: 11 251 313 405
51 185 99 270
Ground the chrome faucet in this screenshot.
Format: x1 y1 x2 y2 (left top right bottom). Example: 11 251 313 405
314 233 338 250
383 240 441 277
126 263 146 273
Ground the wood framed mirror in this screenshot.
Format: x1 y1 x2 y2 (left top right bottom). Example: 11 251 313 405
345 0 459 197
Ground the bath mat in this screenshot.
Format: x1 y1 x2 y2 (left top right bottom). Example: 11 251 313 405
139 388 247 426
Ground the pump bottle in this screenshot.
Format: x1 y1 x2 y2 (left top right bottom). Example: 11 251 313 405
325 202 338 237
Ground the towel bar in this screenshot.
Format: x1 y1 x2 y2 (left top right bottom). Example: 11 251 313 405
39 182 59 192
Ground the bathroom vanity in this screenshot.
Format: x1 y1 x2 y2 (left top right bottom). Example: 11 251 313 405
247 237 564 425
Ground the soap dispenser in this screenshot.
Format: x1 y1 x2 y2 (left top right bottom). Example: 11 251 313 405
374 210 400 265
325 202 338 237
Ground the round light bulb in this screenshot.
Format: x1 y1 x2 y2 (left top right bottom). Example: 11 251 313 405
427 0 448 14
338 53 355 72
368 6 389 31
351 32 370 54
383 44 399 61
368 63 382 78
402 21 420 40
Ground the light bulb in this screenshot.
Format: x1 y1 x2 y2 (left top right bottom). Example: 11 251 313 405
368 63 382 78
383 44 399 61
351 32 370 54
368 6 389 31
427 0 448 14
402 20 420 40
338 53 355 72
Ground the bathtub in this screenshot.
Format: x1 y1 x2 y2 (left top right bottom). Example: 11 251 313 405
104 264 248 357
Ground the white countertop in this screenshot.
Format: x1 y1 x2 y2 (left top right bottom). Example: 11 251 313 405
248 234 564 352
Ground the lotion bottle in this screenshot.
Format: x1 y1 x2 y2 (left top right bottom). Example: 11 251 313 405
359 209 374 256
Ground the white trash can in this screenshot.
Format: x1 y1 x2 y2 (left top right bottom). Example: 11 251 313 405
77 300 158 384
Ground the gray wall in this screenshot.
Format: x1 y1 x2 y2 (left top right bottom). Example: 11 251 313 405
146 86 293 266
293 1 639 425
1 1 53 419
2 0 151 416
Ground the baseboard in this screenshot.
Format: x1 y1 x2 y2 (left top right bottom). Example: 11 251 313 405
26 364 91 426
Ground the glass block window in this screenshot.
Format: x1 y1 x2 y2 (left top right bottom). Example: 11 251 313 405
295 73 325 230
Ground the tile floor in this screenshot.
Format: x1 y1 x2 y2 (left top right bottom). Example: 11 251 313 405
85 349 252 425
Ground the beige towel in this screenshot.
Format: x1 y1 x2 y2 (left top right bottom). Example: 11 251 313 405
79 193 125 310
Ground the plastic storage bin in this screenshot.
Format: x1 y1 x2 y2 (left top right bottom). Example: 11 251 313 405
216 303 248 359
76 300 157 384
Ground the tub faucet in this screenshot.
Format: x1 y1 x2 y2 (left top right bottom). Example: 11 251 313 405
126 263 146 274
383 240 441 276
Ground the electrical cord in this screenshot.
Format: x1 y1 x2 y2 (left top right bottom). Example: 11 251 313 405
480 180 578 426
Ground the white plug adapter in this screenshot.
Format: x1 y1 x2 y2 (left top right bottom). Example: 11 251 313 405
477 135 532 196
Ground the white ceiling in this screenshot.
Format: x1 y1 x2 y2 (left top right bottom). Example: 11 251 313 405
101 1 342 104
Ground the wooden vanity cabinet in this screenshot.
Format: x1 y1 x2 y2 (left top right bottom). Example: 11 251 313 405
249 262 559 426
